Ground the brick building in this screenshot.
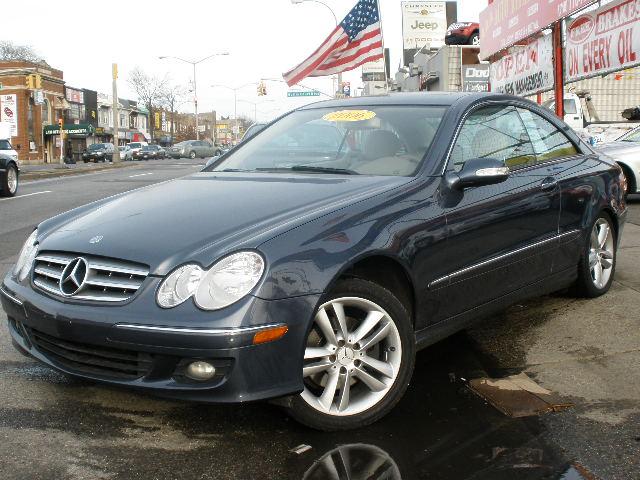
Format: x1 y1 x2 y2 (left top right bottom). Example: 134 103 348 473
0 60 66 163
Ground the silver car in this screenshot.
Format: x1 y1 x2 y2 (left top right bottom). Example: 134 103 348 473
169 140 218 159
596 126 640 196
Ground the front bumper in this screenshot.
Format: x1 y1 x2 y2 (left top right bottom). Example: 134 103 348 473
1 273 319 403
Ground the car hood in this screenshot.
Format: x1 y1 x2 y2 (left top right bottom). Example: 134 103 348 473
596 141 640 156
38 172 410 275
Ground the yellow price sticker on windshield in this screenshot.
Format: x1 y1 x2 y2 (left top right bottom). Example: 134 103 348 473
322 110 376 122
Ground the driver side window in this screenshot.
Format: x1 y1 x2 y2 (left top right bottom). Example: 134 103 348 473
450 105 536 172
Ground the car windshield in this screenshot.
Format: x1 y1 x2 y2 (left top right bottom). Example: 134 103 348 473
0 139 12 150
208 106 446 176
129 143 142 149
142 146 155 151
88 143 108 151
620 128 640 143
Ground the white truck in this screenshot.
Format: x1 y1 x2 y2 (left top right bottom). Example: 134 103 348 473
0 122 19 162
541 67 640 144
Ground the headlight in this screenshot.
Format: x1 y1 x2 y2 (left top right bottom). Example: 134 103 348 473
156 251 264 310
157 264 203 308
13 229 38 281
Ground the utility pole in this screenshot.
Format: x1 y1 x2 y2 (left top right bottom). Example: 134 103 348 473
112 63 120 163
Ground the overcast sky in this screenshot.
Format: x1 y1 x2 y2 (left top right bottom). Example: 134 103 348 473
3 0 487 121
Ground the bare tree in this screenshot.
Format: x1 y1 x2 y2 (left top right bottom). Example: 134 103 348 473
0 41 47 64
160 83 187 142
128 67 167 141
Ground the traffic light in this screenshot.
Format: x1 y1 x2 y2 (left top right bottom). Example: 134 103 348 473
25 75 35 89
257 81 267 96
58 118 64 131
34 74 42 89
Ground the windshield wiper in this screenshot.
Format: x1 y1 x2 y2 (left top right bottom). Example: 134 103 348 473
216 168 255 172
289 165 359 175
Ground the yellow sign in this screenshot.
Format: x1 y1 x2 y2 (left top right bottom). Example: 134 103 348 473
322 110 376 122
154 112 160 129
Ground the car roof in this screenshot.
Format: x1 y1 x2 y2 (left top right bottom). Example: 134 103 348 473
298 92 502 110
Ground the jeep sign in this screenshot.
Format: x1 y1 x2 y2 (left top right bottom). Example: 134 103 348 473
401 1 447 50
461 64 490 92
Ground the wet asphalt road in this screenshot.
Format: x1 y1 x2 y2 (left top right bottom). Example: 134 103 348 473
0 163 638 480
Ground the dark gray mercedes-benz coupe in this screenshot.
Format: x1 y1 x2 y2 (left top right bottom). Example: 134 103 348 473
1 93 627 430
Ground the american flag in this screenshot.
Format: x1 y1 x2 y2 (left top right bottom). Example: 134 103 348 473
283 0 384 87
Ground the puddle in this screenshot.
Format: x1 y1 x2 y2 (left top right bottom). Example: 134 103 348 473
0 333 587 480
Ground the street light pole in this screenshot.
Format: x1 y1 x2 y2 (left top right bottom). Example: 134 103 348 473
291 0 341 96
159 52 229 140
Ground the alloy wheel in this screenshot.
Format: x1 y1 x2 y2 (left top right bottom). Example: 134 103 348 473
472 35 480 45
301 297 402 416
589 218 615 289
7 166 17 194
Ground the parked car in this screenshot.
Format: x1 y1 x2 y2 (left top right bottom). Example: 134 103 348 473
169 140 216 159
0 152 19 197
1 93 626 431
133 145 166 161
82 143 115 163
242 123 267 142
118 145 131 161
596 126 640 196
445 22 480 45
127 142 148 160
0 138 19 162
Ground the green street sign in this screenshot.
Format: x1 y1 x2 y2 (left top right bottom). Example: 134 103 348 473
287 90 320 97
43 123 95 136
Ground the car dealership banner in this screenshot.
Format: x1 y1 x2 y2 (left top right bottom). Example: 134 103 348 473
461 64 490 92
566 0 640 82
490 34 554 96
0 94 18 137
401 1 447 50
479 0 596 60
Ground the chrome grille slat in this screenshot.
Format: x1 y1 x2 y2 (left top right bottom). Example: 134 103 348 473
34 265 63 280
33 252 149 303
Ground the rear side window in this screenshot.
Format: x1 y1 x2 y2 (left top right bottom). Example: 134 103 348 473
517 108 577 162
450 105 536 171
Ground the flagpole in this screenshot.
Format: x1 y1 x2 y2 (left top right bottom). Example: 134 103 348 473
375 0 389 93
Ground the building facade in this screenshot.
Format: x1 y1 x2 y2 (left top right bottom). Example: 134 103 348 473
0 60 65 163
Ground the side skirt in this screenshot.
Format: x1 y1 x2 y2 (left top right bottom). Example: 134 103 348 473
415 267 577 351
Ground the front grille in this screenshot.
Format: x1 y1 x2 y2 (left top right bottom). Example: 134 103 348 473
32 252 149 303
26 326 152 380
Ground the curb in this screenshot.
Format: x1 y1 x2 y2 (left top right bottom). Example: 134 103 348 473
21 163 138 181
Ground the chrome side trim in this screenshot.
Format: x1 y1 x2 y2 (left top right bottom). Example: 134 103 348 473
0 286 23 306
428 230 581 289
113 322 287 336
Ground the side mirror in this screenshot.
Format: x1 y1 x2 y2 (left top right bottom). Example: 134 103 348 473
444 157 509 190
204 155 220 169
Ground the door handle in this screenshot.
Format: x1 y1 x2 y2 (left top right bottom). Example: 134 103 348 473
540 177 558 191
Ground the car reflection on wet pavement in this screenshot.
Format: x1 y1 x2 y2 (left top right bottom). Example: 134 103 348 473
0 331 591 480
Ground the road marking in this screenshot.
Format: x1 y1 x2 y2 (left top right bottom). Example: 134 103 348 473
128 172 154 178
0 190 52 202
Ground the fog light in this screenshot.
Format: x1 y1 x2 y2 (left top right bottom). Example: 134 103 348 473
185 361 216 381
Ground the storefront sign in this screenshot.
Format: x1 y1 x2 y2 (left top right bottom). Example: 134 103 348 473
461 64 490 92
490 34 554 96
566 0 640 82
0 94 18 136
479 0 596 60
401 1 447 50
43 123 95 136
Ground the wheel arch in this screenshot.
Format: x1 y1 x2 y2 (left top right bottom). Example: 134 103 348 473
617 160 637 193
328 253 416 326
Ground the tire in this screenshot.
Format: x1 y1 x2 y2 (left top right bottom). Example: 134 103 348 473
0 163 18 197
189 151 196 159
288 278 415 431
469 33 480 45
573 212 617 298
